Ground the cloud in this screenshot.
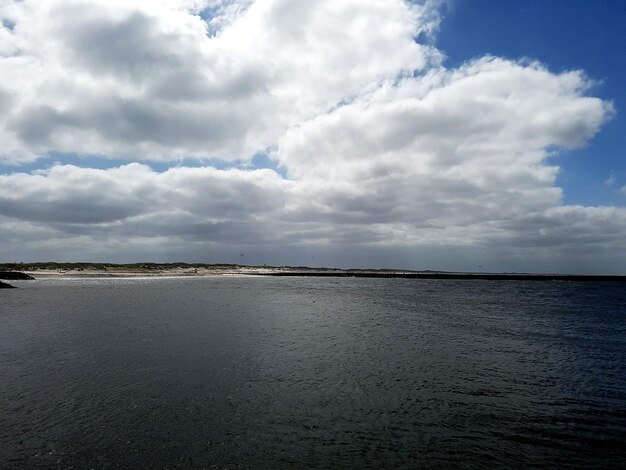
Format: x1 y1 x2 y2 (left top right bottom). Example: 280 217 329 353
0 0 437 161
276 58 611 232
604 174 617 186
0 0 624 272
0 163 288 226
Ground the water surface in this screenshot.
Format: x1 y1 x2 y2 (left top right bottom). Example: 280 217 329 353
1 277 625 468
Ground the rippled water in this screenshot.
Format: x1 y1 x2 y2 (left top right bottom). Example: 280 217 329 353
1 277 625 469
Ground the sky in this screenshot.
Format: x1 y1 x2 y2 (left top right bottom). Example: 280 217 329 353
0 0 625 273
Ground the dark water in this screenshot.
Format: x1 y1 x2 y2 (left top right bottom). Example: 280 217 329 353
1 277 625 469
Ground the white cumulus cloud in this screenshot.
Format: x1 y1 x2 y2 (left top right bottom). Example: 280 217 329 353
0 0 624 273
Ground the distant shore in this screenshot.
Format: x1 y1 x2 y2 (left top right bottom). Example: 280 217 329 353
1 263 625 282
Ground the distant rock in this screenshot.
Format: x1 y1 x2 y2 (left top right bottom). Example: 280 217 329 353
0 271 35 280
0 280 16 289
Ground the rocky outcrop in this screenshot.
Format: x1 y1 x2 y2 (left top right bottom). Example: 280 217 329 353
0 271 35 280
0 280 16 288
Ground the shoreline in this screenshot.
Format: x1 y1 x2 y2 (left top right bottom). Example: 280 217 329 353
16 267 287 279
5 268 626 283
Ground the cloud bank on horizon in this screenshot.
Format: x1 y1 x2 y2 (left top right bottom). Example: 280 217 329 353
0 0 624 273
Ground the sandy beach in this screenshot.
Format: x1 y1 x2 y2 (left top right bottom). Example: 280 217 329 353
17 265 295 279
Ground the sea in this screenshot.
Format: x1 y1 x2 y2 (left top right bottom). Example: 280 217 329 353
1 276 625 469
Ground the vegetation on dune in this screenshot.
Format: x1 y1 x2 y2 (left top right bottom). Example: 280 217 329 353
0 262 374 273
0 262 243 272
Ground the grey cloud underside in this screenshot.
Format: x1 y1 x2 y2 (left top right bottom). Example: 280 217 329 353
10 95 264 159
54 5 268 101
2 163 625 261
0 0 624 272
59 10 175 80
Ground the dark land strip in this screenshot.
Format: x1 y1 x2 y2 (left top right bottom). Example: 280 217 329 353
262 271 626 282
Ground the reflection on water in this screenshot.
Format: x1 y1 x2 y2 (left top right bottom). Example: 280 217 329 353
1 277 625 468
